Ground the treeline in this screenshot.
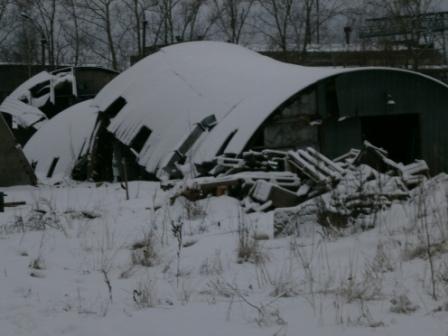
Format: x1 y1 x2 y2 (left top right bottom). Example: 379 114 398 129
0 0 441 70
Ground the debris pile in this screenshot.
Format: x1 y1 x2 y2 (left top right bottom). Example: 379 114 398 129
166 141 430 234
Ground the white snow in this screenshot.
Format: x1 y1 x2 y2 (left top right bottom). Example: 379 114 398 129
0 71 52 128
2 42 448 336
23 100 98 181
0 177 447 336
0 69 77 129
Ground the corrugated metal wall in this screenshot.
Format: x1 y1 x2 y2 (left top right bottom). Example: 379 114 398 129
317 70 448 174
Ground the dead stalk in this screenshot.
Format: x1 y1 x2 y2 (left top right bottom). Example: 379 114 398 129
417 188 437 300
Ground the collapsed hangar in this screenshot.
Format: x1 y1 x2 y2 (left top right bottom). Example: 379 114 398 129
25 41 448 182
0 66 117 145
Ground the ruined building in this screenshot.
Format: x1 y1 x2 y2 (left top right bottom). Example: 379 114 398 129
24 41 448 182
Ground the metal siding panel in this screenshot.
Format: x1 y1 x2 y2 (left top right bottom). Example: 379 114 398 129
420 82 448 174
330 70 448 174
319 117 362 159
317 82 328 118
336 71 431 118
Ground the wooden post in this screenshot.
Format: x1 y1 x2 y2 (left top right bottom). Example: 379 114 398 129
0 192 5 212
122 158 130 201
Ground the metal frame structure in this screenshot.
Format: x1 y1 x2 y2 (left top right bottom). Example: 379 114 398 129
360 11 448 38
360 11 448 64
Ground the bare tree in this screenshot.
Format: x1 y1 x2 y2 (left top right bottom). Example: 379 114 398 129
17 0 59 66
257 0 297 51
79 0 121 70
12 16 39 66
363 0 440 69
124 0 144 55
302 0 345 50
177 0 209 42
301 0 313 49
60 0 84 65
37 0 57 66
148 0 213 46
156 0 181 45
0 1 17 48
256 0 347 52
0 0 349 67
211 0 255 44
123 0 159 56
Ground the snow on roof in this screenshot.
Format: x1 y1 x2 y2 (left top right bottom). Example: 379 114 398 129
24 100 98 181
92 41 447 177
0 69 77 129
92 42 344 174
0 71 51 127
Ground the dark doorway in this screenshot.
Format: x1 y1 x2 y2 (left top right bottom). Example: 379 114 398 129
361 114 421 164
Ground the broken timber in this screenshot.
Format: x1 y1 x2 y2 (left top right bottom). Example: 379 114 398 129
176 171 301 201
0 193 26 212
167 141 431 221
250 180 304 209
287 147 343 184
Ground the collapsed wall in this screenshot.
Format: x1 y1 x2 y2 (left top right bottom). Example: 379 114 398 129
0 113 36 187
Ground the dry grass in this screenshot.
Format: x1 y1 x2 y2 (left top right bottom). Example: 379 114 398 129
237 210 268 264
130 232 158 267
389 294 419 314
133 275 159 309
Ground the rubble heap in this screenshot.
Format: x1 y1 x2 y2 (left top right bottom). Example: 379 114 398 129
165 141 429 235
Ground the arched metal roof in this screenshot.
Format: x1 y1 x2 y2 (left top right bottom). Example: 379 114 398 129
0 69 77 128
93 42 448 177
24 100 98 180
91 41 448 178
92 42 346 175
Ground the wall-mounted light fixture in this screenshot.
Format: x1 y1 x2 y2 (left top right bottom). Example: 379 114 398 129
386 93 396 106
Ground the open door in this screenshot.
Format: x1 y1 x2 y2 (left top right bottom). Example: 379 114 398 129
361 114 421 164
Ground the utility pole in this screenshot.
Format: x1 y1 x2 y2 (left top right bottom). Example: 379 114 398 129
142 15 147 57
316 0 320 44
443 29 447 65
41 37 47 66
21 13 47 68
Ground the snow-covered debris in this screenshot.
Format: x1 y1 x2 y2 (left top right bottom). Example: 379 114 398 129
251 180 302 208
354 141 428 176
166 142 432 237
288 147 344 184
165 171 301 203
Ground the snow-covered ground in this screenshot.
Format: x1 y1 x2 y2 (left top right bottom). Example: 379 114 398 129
1 179 447 336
